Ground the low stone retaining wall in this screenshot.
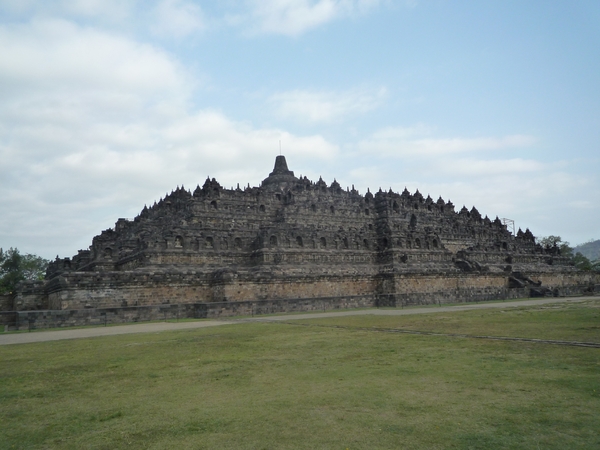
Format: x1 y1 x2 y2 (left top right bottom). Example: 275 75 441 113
379 287 531 307
3 287 595 332
2 294 377 331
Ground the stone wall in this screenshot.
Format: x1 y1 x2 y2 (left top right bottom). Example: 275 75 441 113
534 271 598 291
0 294 13 311
4 294 377 331
38 270 377 311
4 282 598 331
41 271 590 312
388 273 515 306
12 268 598 313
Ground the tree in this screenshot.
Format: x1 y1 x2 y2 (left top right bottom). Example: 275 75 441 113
537 237 600 272
537 236 573 258
536 235 573 257
572 252 593 271
0 248 49 295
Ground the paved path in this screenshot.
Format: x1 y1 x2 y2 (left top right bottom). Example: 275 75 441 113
1 296 596 346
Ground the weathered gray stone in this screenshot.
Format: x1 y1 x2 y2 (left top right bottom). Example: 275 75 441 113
8 155 599 317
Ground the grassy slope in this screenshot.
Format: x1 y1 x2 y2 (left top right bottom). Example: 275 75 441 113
0 301 599 449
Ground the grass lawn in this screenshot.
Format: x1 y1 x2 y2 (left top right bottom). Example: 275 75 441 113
1 300 599 449
300 298 600 342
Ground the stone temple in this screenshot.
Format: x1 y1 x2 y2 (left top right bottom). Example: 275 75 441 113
9 156 598 324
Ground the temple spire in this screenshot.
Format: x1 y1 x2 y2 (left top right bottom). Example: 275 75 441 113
271 155 293 176
261 155 297 189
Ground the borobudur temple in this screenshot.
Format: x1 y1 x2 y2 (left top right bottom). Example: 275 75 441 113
8 156 598 325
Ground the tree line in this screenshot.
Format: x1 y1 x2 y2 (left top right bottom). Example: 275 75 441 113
0 248 49 295
536 236 600 272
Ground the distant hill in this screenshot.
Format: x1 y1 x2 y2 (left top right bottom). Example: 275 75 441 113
573 239 600 261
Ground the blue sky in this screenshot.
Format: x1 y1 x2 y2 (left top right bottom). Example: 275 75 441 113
0 0 599 259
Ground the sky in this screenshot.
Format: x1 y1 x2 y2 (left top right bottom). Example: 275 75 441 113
0 0 599 260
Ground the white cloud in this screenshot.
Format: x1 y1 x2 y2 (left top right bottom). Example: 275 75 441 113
339 160 598 243
0 19 188 98
348 126 600 245
269 87 387 122
337 123 600 244
357 125 537 157
0 18 338 258
0 0 135 22
432 158 544 176
569 200 594 209
58 0 134 20
243 0 381 36
151 0 206 38
0 0 385 38
347 125 548 214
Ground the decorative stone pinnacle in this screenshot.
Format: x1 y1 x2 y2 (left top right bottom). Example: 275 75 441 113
270 155 293 176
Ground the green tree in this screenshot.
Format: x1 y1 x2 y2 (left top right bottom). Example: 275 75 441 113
572 252 593 271
537 235 573 257
0 248 49 295
537 237 600 272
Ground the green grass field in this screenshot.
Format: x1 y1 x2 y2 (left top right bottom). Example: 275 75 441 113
1 299 599 449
